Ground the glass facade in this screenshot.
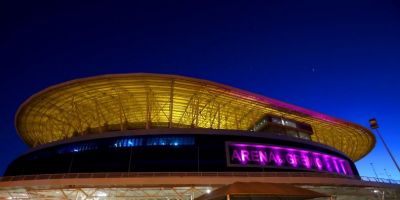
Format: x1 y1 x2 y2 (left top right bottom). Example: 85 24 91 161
251 115 313 140
57 136 195 153
58 143 98 154
4 133 357 177
114 136 195 148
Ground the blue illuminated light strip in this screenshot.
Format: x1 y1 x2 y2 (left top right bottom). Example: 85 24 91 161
113 136 195 148
58 143 98 153
58 136 195 154
114 138 143 147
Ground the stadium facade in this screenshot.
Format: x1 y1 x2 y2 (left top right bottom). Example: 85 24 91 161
0 73 399 199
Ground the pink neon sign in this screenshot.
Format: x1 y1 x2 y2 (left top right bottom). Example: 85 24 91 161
226 142 353 176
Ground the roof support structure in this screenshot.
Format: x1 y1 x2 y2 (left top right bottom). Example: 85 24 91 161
14 74 376 161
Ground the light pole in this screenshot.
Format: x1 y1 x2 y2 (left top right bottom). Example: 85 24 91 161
370 162 379 178
384 168 392 180
369 118 400 174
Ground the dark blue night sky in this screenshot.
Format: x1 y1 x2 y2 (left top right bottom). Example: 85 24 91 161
1 0 400 179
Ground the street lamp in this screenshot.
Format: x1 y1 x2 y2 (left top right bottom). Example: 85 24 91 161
369 118 400 174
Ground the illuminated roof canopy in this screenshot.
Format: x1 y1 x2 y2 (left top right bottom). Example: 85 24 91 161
16 73 375 161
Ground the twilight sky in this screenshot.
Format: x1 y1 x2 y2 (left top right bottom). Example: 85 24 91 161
1 0 400 179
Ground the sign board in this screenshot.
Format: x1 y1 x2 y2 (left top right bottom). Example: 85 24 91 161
226 142 353 176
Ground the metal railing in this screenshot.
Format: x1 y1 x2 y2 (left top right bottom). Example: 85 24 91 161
0 172 399 185
361 176 400 185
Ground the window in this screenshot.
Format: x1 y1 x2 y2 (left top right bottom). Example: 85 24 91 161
113 136 194 148
146 136 194 146
282 119 297 128
286 130 298 138
114 138 144 148
58 143 98 154
271 117 283 125
298 132 311 140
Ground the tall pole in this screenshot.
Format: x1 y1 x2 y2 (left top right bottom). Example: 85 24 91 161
369 118 400 174
384 168 392 179
375 128 400 172
128 146 133 172
370 162 379 178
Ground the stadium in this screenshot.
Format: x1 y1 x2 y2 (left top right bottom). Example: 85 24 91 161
0 73 399 199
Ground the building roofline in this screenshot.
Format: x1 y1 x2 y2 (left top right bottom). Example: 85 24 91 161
14 73 376 160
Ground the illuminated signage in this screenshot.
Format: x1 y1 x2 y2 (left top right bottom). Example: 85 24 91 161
226 142 353 176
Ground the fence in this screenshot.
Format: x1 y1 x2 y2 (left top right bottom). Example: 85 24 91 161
1 171 399 185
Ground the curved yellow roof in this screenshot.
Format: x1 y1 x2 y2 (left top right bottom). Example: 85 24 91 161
15 73 375 161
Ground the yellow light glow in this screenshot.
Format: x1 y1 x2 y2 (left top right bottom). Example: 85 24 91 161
15 73 375 161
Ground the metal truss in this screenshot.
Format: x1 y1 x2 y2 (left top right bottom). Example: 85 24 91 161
15 74 375 161
0 186 212 200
